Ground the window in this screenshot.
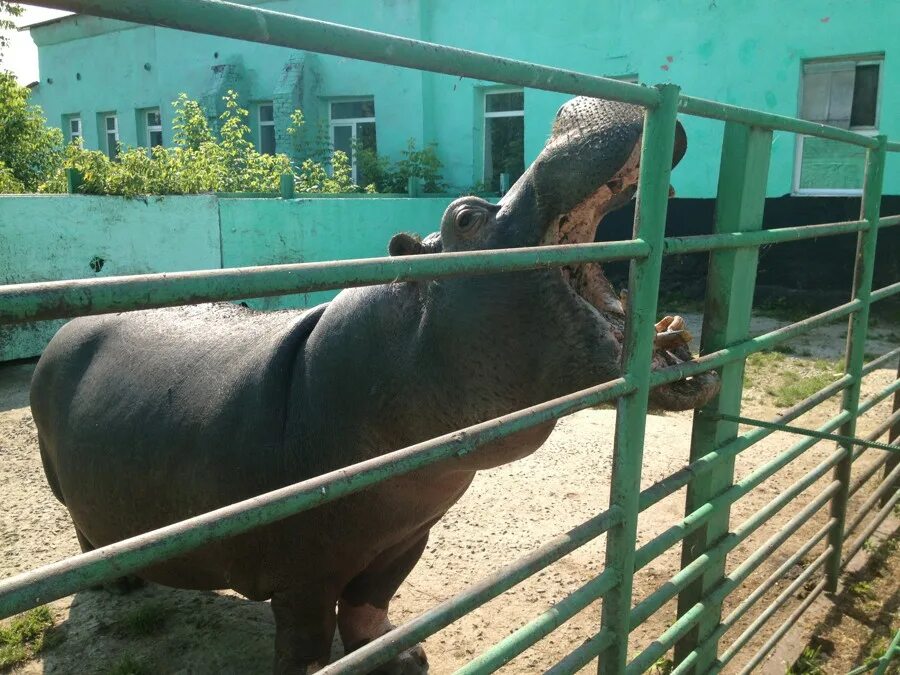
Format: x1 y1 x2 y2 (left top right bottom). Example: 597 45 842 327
330 98 376 186
258 103 276 155
104 114 119 160
67 116 82 143
484 89 524 193
146 109 163 148
794 56 882 194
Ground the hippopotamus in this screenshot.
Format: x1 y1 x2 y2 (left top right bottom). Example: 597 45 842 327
30 96 719 674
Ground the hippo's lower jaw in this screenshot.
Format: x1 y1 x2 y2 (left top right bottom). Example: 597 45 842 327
539 144 721 412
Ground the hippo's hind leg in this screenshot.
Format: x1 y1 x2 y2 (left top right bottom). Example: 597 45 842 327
271 586 339 674
337 533 430 674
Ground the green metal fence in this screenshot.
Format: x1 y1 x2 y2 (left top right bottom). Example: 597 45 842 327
1 1 899 673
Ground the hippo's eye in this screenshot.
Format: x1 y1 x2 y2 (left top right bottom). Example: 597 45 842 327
456 207 484 231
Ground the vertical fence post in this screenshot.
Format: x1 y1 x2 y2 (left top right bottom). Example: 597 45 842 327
597 83 680 675
673 121 772 672
826 135 887 589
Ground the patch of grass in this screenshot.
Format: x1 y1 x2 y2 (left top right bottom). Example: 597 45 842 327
849 580 877 600
0 606 58 669
787 645 826 674
649 656 674 674
118 602 168 637
104 654 152 675
771 372 839 408
862 636 890 668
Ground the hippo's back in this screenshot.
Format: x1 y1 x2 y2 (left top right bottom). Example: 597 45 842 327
31 302 327 553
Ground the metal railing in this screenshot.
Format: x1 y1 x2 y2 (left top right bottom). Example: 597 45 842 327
2 1 898 673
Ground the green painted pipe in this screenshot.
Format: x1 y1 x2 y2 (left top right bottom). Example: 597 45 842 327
0 240 648 325
627 483 838 673
716 564 830 673
456 569 619 675
318 506 623 675
0 377 631 619
633 413 849 572
662 218 868 255
34 0 661 107
710 412 900 453
678 95 878 148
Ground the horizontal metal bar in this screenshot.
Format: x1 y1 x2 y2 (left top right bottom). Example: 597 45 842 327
887 141 900 153
862 347 900 376
627 483 838 674
878 214 900 228
638 375 851 511
630 445 843 627
850 452 892 496
0 240 648 325
33 0 661 107
717 552 831 670
455 569 619 675
0 376 631 619
632 413 849 572
733 575 829 675
671 520 834 675
544 629 616 675
678 96 878 148
842 487 900 568
318 507 623 674
662 219 868 256
845 462 900 538
871 281 900 304
649 298 862 388
711 413 900 453
851 410 900 462
858 379 900 417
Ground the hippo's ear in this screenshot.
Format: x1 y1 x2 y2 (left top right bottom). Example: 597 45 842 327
389 232 424 256
672 120 687 169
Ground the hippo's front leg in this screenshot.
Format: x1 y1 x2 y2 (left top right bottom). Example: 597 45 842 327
337 533 431 674
271 587 339 674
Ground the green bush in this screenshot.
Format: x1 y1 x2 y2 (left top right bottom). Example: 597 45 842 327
37 91 365 197
356 138 445 193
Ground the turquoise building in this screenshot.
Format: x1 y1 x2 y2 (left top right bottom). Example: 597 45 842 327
26 0 900 198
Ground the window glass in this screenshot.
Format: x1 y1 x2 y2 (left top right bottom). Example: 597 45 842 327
68 117 81 142
329 99 376 184
796 57 882 193
260 125 276 155
105 115 119 160
485 92 524 114
258 103 276 154
850 64 879 127
331 100 375 120
484 90 524 192
146 109 163 148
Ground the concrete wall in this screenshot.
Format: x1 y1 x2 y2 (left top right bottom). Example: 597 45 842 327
0 194 452 361
28 0 900 197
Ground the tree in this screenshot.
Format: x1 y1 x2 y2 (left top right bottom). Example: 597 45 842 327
0 70 63 192
0 2 23 66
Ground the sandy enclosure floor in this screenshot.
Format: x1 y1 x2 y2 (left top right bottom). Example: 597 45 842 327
0 312 897 674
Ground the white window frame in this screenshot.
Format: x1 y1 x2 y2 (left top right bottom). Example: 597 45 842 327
258 102 276 155
793 56 883 197
329 98 376 184
68 116 82 143
104 114 119 160
146 109 163 148
483 88 525 187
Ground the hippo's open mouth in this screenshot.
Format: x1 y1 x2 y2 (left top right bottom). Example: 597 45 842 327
534 116 720 411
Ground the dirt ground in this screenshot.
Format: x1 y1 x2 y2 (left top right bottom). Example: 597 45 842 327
0 311 897 675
